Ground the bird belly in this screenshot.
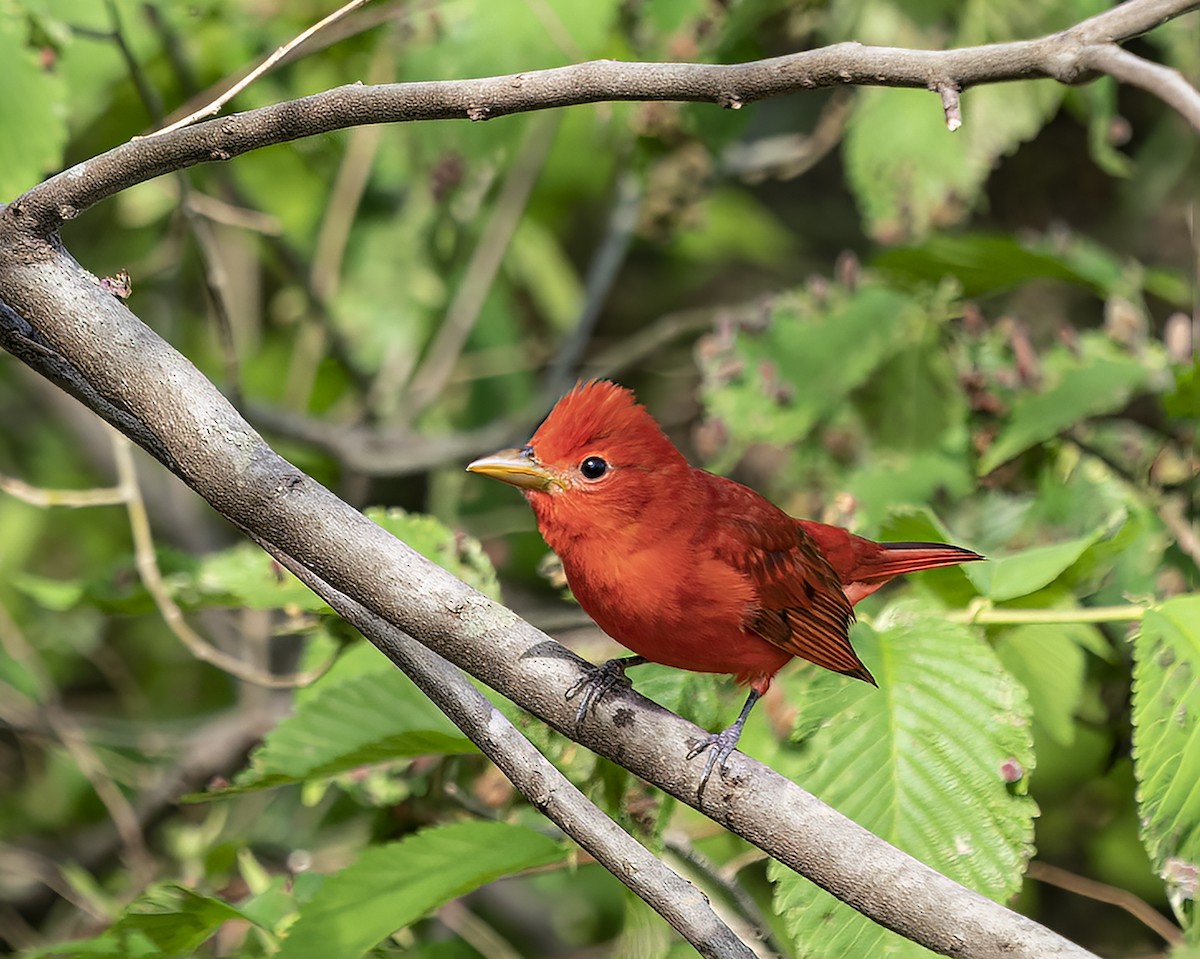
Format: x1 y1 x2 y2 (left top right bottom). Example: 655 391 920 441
561 546 791 687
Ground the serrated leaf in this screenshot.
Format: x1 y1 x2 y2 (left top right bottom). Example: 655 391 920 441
1132 595 1200 936
277 822 564 959
204 671 476 797
845 81 1060 242
700 280 927 460
771 603 1036 958
978 335 1155 475
367 508 502 602
194 542 327 611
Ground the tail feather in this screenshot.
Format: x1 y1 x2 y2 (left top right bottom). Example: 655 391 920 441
798 519 983 607
861 541 985 582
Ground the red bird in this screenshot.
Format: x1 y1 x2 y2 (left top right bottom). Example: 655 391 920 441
468 381 982 788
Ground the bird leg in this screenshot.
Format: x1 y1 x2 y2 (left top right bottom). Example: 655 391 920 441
688 689 761 794
565 655 648 723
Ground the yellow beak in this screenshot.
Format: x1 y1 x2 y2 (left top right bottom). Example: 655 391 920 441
466 448 561 492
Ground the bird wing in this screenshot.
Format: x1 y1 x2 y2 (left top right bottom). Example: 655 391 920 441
701 474 873 684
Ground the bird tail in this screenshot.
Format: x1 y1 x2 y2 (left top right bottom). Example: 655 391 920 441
858 541 984 582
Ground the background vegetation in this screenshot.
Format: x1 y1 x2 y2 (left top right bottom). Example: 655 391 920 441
0 0 1196 956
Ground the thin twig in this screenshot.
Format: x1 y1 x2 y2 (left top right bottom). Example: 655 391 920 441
285 45 391 411
144 0 375 138
0 473 127 507
664 832 785 958
105 0 243 396
110 429 330 689
1026 861 1183 946
0 600 152 876
437 901 526 959
545 171 643 397
721 90 853 182
403 113 560 419
946 602 1148 626
1077 43 1200 131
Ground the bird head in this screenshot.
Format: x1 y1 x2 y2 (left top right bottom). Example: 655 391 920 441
466 381 689 545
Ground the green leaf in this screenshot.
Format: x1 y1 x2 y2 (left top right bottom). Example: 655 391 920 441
771 603 1036 958
193 542 328 611
700 279 929 459
978 335 1156 475
204 670 476 798
672 187 796 267
996 623 1095 746
0 17 68 200
845 81 1061 241
277 822 564 959
367 508 502 602
1132 596 1200 937
27 883 255 958
876 234 1093 298
874 507 980 607
9 570 85 611
964 516 1120 602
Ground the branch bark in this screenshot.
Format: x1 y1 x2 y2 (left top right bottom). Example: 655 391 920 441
265 545 756 959
7 2 1195 952
5 0 1198 239
0 245 1096 959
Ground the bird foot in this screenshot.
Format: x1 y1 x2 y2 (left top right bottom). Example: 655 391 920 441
687 724 744 794
565 656 641 723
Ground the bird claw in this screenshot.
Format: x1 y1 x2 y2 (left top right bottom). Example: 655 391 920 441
687 726 743 794
565 657 636 723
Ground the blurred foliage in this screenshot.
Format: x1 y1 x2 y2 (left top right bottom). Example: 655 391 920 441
0 0 1197 956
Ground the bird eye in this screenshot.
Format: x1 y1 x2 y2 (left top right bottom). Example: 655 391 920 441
579 456 608 480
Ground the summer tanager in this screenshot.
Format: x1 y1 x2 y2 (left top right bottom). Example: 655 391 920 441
467 380 982 787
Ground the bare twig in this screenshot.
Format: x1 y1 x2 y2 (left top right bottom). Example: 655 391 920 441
110 429 330 689
5 704 285 915
285 45 391 411
0 600 151 876
946 601 1147 626
105 0 243 395
721 91 853 182
1077 43 1200 131
402 113 560 419
145 0 375 138
664 832 785 958
1026 861 1183 945
1159 498 1200 569
0 473 126 507
244 402 535 475
544 171 643 397
936 81 963 131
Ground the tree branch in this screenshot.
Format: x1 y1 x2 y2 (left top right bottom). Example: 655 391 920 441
264 543 757 959
6 0 1198 237
0 244 1098 959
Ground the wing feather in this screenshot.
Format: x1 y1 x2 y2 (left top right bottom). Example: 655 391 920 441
699 472 873 685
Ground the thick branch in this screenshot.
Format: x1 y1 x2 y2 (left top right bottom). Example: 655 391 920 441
5 0 1197 237
265 545 755 959
0 243 1097 959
